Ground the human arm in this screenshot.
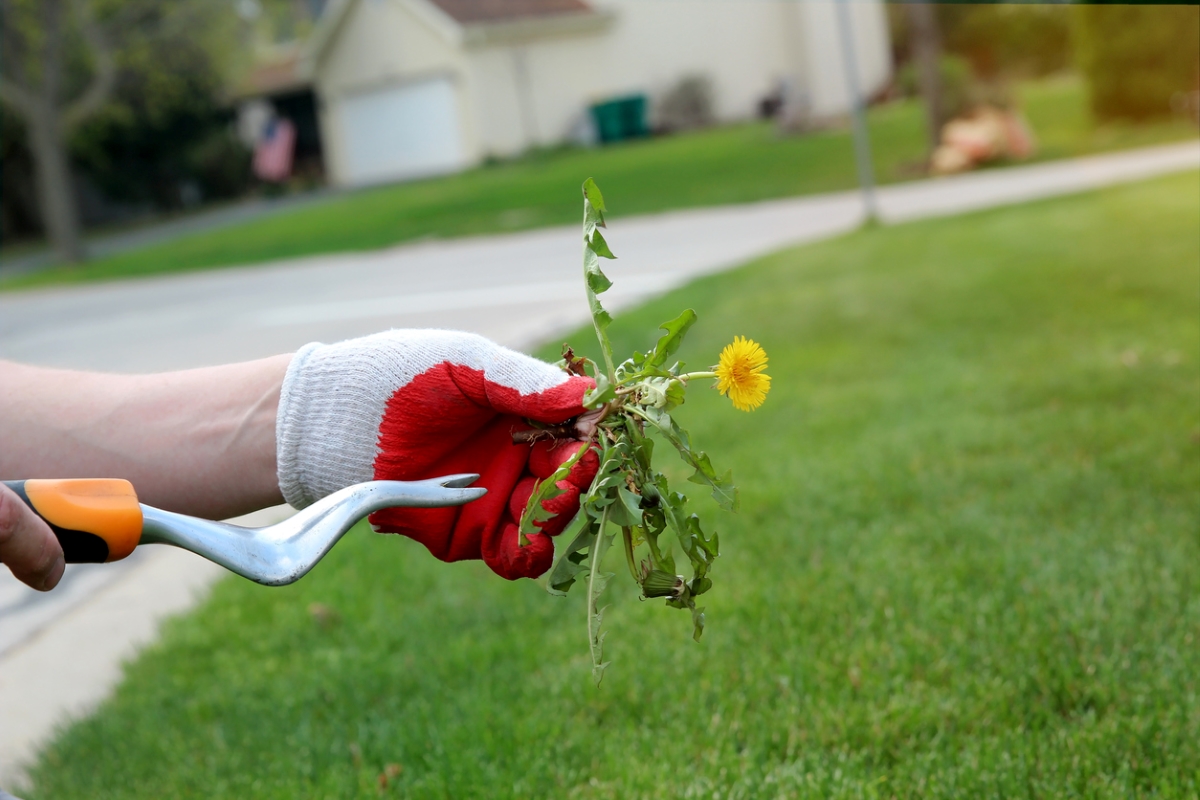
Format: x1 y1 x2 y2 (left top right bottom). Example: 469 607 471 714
0 355 287 590
0 356 289 520
1 331 597 587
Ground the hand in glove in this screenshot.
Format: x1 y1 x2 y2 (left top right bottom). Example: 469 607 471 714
276 330 598 579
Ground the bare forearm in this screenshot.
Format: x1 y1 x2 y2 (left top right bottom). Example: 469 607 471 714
0 356 291 519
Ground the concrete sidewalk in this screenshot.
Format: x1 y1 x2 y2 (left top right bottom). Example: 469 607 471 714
1 141 1197 789
0 189 340 279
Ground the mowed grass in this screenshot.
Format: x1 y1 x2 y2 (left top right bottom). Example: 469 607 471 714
24 172 1200 798
4 76 1196 291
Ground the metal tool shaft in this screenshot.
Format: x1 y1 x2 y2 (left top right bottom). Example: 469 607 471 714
138 475 484 586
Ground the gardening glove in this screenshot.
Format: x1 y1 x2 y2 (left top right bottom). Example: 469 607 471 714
276 330 599 580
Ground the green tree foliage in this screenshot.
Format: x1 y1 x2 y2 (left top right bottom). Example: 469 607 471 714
889 4 1073 82
886 2 1071 154
0 0 249 247
1 0 118 258
68 1 251 211
1073 4 1200 122
896 55 975 121
940 4 1072 80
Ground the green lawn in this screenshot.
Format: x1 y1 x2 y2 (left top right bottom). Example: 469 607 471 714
3 76 1196 291
23 171 1199 797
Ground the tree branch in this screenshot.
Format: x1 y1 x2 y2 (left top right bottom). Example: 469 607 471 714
0 0 38 118
60 0 116 132
0 74 39 121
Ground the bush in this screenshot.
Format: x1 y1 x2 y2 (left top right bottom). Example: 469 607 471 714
897 55 976 121
186 128 253 202
656 75 715 133
888 5 1072 82
940 4 1072 80
1073 5 1200 122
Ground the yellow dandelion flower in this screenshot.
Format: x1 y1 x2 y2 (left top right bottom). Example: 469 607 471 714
714 336 771 411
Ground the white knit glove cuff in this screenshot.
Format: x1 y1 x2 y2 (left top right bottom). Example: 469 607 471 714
276 330 573 509
276 340 381 508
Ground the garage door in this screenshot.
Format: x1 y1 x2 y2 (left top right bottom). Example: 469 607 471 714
336 77 465 186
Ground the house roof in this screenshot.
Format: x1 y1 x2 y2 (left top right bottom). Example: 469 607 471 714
302 0 610 77
232 46 311 100
426 0 592 24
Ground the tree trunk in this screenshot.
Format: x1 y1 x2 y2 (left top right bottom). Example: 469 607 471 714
28 112 85 263
906 1 945 158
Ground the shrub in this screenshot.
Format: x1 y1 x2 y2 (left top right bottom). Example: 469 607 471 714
897 55 977 121
1073 4 1200 122
657 75 715 133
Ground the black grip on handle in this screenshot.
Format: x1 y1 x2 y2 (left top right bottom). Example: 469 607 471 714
2 479 127 563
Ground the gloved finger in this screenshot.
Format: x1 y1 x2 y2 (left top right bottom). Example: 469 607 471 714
483 515 554 581
526 439 599 537
507 475 582 538
434 331 595 424
537 483 582 537
369 504 463 560
529 439 600 484
508 476 538 522
0 483 66 592
371 415 529 563
367 330 593 425
483 373 595 425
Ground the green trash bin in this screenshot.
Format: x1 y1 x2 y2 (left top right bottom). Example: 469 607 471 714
590 94 649 143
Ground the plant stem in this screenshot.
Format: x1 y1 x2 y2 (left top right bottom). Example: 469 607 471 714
677 371 717 382
595 322 616 385
587 504 614 682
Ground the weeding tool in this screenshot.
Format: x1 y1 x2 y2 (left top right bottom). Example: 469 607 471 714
2 476 486 586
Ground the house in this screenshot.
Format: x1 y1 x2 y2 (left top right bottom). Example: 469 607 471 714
302 0 892 187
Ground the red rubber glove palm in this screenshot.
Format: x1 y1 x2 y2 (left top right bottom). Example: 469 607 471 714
276 330 598 579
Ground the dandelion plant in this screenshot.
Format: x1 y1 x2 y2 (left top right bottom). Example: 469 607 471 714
516 179 771 684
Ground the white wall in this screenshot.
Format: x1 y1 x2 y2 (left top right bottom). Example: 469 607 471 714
796 0 892 119
317 0 893 172
465 28 617 158
314 0 474 183
464 0 892 158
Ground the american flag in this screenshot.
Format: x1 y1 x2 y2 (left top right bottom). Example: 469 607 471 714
253 118 296 183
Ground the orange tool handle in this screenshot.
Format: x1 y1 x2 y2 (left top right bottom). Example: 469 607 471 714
2 479 143 563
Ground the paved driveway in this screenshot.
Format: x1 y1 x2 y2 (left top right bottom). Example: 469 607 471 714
1 141 1196 788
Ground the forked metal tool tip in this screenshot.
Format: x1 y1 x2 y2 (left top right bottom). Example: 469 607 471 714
437 473 486 490
139 475 487 586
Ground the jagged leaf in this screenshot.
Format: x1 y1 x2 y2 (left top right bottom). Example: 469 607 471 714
606 486 643 528
637 406 740 511
588 228 617 260
547 517 597 595
519 439 591 544
589 295 613 332
584 372 615 408
584 248 613 296
583 177 606 214
647 309 697 369
685 452 739 512
690 606 706 641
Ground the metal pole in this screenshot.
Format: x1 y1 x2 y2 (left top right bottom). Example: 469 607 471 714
512 47 541 147
834 0 880 223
